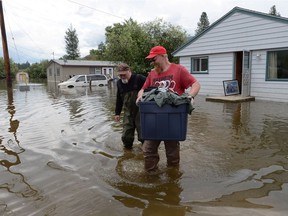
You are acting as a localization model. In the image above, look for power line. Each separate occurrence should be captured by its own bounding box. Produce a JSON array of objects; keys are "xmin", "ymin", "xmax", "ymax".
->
[
  {"xmin": 3, "ymin": 6, "xmax": 21, "ymax": 63},
  {"xmin": 67, "ymin": 0, "xmax": 126, "ymax": 19},
  {"xmin": 2, "ymin": 1, "xmax": 53, "ymax": 63},
  {"xmin": 2, "ymin": 0, "xmax": 127, "ymax": 63}
]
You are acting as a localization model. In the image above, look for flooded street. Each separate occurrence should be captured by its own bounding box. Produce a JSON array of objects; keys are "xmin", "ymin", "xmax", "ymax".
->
[{"xmin": 0, "ymin": 80, "xmax": 288, "ymax": 216}]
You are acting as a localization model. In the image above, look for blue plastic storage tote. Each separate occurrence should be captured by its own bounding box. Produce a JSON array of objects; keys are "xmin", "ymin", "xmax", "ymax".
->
[{"xmin": 139, "ymin": 101, "xmax": 188, "ymax": 141}]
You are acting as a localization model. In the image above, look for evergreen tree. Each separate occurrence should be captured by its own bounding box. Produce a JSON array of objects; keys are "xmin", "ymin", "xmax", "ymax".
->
[
  {"xmin": 16, "ymin": 61, "xmax": 30, "ymax": 70},
  {"xmin": 269, "ymin": 5, "xmax": 281, "ymax": 17},
  {"xmin": 64, "ymin": 25, "xmax": 80, "ymax": 60},
  {"xmin": 195, "ymin": 12, "xmax": 210, "ymax": 36}
]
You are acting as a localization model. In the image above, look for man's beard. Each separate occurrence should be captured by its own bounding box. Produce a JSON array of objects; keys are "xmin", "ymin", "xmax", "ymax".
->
[
  {"xmin": 153, "ymin": 64, "xmax": 162, "ymax": 73},
  {"xmin": 121, "ymin": 79, "xmax": 128, "ymax": 84}
]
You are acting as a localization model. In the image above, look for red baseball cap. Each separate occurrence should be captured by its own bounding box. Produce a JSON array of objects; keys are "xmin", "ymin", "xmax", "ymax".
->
[{"xmin": 145, "ymin": 46, "xmax": 167, "ymax": 59}]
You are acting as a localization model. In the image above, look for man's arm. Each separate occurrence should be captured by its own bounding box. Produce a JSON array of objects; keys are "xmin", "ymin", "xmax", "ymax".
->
[
  {"xmin": 136, "ymin": 88, "xmax": 144, "ymax": 104},
  {"xmin": 189, "ymin": 81, "xmax": 201, "ymax": 98}
]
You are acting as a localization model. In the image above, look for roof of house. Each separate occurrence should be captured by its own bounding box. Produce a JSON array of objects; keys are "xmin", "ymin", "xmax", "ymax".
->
[
  {"xmin": 172, "ymin": 7, "xmax": 288, "ymax": 56},
  {"xmin": 48, "ymin": 59, "xmax": 118, "ymax": 67}
]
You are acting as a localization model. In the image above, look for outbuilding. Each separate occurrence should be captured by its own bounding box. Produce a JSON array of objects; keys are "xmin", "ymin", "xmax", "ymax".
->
[
  {"xmin": 46, "ymin": 60, "xmax": 118, "ymax": 83},
  {"xmin": 173, "ymin": 7, "xmax": 288, "ymax": 102}
]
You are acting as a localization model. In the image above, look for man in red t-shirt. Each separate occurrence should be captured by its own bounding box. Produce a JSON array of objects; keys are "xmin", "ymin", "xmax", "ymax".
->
[{"xmin": 137, "ymin": 45, "xmax": 201, "ymax": 171}]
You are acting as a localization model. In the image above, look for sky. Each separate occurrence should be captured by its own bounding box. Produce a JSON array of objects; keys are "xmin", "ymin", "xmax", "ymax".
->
[{"xmin": 1, "ymin": 0, "xmax": 288, "ymax": 64}]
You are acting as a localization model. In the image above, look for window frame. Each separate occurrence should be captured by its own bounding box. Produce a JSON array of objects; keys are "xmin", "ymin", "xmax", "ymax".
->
[
  {"xmin": 88, "ymin": 75, "xmax": 107, "ymax": 81},
  {"xmin": 266, "ymin": 49, "xmax": 288, "ymax": 81},
  {"xmin": 95, "ymin": 67, "xmax": 101, "ymax": 75},
  {"xmin": 191, "ymin": 56, "xmax": 209, "ymax": 74},
  {"xmin": 56, "ymin": 67, "xmax": 60, "ymax": 76},
  {"xmin": 75, "ymin": 75, "xmax": 85, "ymax": 82}
]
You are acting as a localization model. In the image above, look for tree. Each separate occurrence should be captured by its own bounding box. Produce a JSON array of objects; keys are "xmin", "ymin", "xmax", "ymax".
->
[
  {"xmin": 0, "ymin": 57, "xmax": 18, "ymax": 79},
  {"xmin": 195, "ymin": 12, "xmax": 210, "ymax": 36},
  {"xmin": 143, "ymin": 18, "xmax": 188, "ymax": 64},
  {"xmin": 103, "ymin": 18, "xmax": 151, "ymax": 74},
  {"xmin": 83, "ymin": 42, "xmax": 106, "ymax": 60},
  {"xmin": 97, "ymin": 18, "xmax": 188, "ymax": 75},
  {"xmin": 16, "ymin": 61, "xmax": 30, "ymax": 70},
  {"xmin": 25, "ymin": 60, "xmax": 48, "ymax": 79},
  {"xmin": 269, "ymin": 5, "xmax": 281, "ymax": 17},
  {"xmin": 64, "ymin": 25, "xmax": 80, "ymax": 60}
]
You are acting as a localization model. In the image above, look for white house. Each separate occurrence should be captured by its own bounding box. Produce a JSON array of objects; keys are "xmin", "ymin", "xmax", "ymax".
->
[
  {"xmin": 46, "ymin": 60, "xmax": 118, "ymax": 83},
  {"xmin": 173, "ymin": 7, "xmax": 288, "ymax": 102}
]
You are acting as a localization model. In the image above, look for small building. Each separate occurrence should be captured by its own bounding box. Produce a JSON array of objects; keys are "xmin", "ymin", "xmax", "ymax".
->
[
  {"xmin": 16, "ymin": 71, "xmax": 30, "ymax": 91},
  {"xmin": 16, "ymin": 71, "xmax": 29, "ymax": 84},
  {"xmin": 46, "ymin": 60, "xmax": 118, "ymax": 83},
  {"xmin": 173, "ymin": 7, "xmax": 288, "ymax": 102}
]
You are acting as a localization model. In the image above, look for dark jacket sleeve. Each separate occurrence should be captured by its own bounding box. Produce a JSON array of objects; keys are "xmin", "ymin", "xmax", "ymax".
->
[
  {"xmin": 115, "ymin": 81, "xmax": 123, "ymax": 115},
  {"xmin": 137, "ymin": 75, "xmax": 146, "ymax": 91}
]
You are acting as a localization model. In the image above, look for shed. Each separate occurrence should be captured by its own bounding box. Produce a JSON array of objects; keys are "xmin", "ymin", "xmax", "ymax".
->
[
  {"xmin": 46, "ymin": 60, "xmax": 118, "ymax": 83},
  {"xmin": 16, "ymin": 71, "xmax": 29, "ymax": 84}
]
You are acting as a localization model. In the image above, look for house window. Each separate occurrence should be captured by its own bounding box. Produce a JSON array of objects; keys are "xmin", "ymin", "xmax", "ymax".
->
[
  {"xmin": 191, "ymin": 56, "xmax": 208, "ymax": 73},
  {"xmin": 56, "ymin": 68, "xmax": 60, "ymax": 76},
  {"xmin": 95, "ymin": 67, "xmax": 101, "ymax": 74},
  {"xmin": 49, "ymin": 68, "xmax": 52, "ymax": 76},
  {"xmin": 267, "ymin": 50, "xmax": 288, "ymax": 80}
]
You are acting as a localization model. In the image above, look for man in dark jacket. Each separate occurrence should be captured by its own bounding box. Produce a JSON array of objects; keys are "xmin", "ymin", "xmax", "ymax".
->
[{"xmin": 114, "ymin": 63, "xmax": 146, "ymax": 149}]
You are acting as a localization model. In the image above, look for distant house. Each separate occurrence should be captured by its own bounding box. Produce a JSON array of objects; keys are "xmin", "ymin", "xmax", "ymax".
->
[
  {"xmin": 173, "ymin": 7, "xmax": 288, "ymax": 102},
  {"xmin": 46, "ymin": 60, "xmax": 118, "ymax": 82},
  {"xmin": 16, "ymin": 71, "xmax": 29, "ymax": 84}
]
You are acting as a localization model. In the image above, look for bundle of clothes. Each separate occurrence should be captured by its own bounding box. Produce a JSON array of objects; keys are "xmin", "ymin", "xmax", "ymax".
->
[{"xmin": 141, "ymin": 87, "xmax": 194, "ymax": 114}]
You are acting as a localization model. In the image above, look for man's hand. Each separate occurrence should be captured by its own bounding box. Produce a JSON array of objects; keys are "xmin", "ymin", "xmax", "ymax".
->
[
  {"xmin": 190, "ymin": 97, "xmax": 195, "ymax": 106},
  {"xmin": 136, "ymin": 89, "xmax": 144, "ymax": 104},
  {"xmin": 114, "ymin": 115, "xmax": 120, "ymax": 122},
  {"xmin": 136, "ymin": 96, "xmax": 142, "ymax": 104},
  {"xmin": 188, "ymin": 95, "xmax": 195, "ymax": 106}
]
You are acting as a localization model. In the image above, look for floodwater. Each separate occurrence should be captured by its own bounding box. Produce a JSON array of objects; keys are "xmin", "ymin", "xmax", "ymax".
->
[{"xmin": 0, "ymin": 80, "xmax": 288, "ymax": 216}]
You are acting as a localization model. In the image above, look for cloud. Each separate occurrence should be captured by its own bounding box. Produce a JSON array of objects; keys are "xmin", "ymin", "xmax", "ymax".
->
[{"xmin": 1, "ymin": 0, "xmax": 288, "ymax": 63}]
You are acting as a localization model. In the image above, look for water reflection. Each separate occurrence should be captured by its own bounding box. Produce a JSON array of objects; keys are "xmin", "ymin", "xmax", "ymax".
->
[
  {"xmin": 1, "ymin": 87, "xmax": 23, "ymax": 168},
  {"xmin": 112, "ymin": 149, "xmax": 188, "ymax": 215},
  {"xmin": 6, "ymin": 87, "xmax": 22, "ymax": 151},
  {"xmin": 0, "ymin": 87, "xmax": 40, "ymax": 206}
]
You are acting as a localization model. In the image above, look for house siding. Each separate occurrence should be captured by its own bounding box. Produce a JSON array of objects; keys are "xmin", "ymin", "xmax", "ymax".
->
[
  {"xmin": 181, "ymin": 53, "xmax": 234, "ymax": 96},
  {"xmin": 250, "ymin": 50, "xmax": 288, "ymax": 102},
  {"xmin": 61, "ymin": 66, "xmax": 89, "ymax": 81},
  {"xmin": 175, "ymin": 12, "xmax": 288, "ymax": 57}
]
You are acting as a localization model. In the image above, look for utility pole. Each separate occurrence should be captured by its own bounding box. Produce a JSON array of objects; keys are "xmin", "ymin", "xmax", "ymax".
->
[{"xmin": 0, "ymin": 0, "xmax": 12, "ymax": 88}]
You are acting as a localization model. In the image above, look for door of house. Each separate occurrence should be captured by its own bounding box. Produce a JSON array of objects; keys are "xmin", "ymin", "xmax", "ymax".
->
[
  {"xmin": 234, "ymin": 50, "xmax": 251, "ymax": 96},
  {"xmin": 241, "ymin": 50, "xmax": 251, "ymax": 97},
  {"xmin": 235, "ymin": 52, "xmax": 242, "ymax": 94},
  {"xmin": 102, "ymin": 67, "xmax": 113, "ymax": 79}
]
